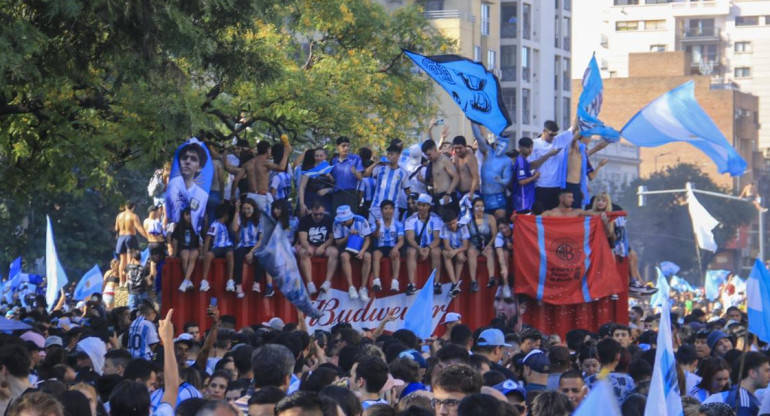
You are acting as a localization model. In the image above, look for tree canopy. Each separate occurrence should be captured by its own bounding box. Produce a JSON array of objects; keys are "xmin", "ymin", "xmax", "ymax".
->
[{"xmin": 0, "ymin": 0, "xmax": 452, "ymax": 270}]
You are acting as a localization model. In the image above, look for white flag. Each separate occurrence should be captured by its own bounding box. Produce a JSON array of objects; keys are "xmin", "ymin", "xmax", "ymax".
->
[
  {"xmin": 686, "ymin": 188, "xmax": 718, "ymax": 252},
  {"xmin": 45, "ymin": 216, "xmax": 69, "ymax": 311}
]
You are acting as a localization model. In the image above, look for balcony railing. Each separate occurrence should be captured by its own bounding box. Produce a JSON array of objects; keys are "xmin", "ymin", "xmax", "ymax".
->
[
  {"xmin": 424, "ymin": 10, "xmax": 475, "ymax": 22},
  {"xmin": 501, "ymin": 22, "xmax": 517, "ymax": 38},
  {"xmin": 501, "ymin": 67, "xmax": 517, "ymax": 81},
  {"xmin": 681, "ymin": 27, "xmax": 720, "ymax": 38}
]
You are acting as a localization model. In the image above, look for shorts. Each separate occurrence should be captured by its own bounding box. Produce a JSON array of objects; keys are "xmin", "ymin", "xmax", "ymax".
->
[
  {"xmin": 535, "ymin": 187, "xmax": 562, "ymax": 211},
  {"xmin": 103, "ymin": 294, "xmax": 114, "ymax": 305},
  {"xmin": 483, "ymin": 192, "xmax": 507, "ymax": 212},
  {"xmin": 370, "ymin": 246, "xmax": 398, "ymax": 256},
  {"xmin": 247, "ymin": 192, "xmax": 274, "ymax": 212},
  {"xmin": 116, "ymin": 235, "xmax": 139, "ymax": 254},
  {"xmin": 211, "ymin": 246, "xmax": 234, "ymax": 258}
]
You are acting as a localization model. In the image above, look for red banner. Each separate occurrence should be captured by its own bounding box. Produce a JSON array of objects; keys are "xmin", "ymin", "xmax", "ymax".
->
[{"xmin": 513, "ymin": 214, "xmax": 625, "ymax": 305}]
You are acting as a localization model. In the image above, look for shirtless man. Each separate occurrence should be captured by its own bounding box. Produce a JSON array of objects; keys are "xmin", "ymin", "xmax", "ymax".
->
[
  {"xmin": 236, "ymin": 138, "xmax": 291, "ymax": 212},
  {"xmin": 451, "ymin": 136, "xmax": 480, "ymax": 200},
  {"xmin": 115, "ymin": 202, "xmax": 149, "ymax": 286},
  {"xmin": 541, "ymin": 191, "xmax": 588, "ymax": 217},
  {"xmin": 420, "ymin": 139, "xmax": 459, "ymax": 214},
  {"xmin": 566, "ymin": 126, "xmax": 612, "ymax": 209}
]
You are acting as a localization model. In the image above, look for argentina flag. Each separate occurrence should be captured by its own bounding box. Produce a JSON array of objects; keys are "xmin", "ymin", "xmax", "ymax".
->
[
  {"xmin": 302, "ymin": 161, "xmax": 333, "ymax": 178},
  {"xmin": 252, "ymin": 209, "xmax": 323, "ymax": 319},
  {"xmin": 577, "ymin": 55, "xmax": 620, "ymax": 141},
  {"xmin": 45, "ymin": 216, "xmax": 69, "ymax": 311},
  {"xmin": 747, "ymin": 259, "xmax": 770, "ymax": 343},
  {"xmin": 73, "ymin": 265, "xmax": 103, "ymax": 301},
  {"xmin": 403, "ymin": 49, "xmax": 511, "ymax": 135},
  {"xmin": 403, "ymin": 269, "xmax": 436, "ymax": 339},
  {"xmin": 705, "ymin": 269, "xmax": 729, "ymax": 301},
  {"xmin": 622, "ymin": 81, "xmax": 746, "ymax": 176},
  {"xmin": 645, "ymin": 290, "xmax": 684, "ymax": 416}
]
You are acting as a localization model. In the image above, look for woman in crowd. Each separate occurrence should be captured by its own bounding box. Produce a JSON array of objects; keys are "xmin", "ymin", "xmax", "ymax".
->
[
  {"xmin": 204, "ymin": 371, "xmax": 232, "ymax": 401},
  {"xmin": 102, "ymin": 259, "xmax": 120, "ymax": 309},
  {"xmin": 231, "ymin": 198, "xmax": 260, "ymax": 297},
  {"xmin": 298, "ymin": 148, "xmax": 334, "ymax": 216},
  {"xmin": 467, "ymin": 197, "xmax": 497, "ymax": 293},
  {"xmin": 689, "ymin": 358, "xmax": 731, "ymax": 402},
  {"xmin": 173, "ymin": 208, "xmax": 201, "ymax": 292}
]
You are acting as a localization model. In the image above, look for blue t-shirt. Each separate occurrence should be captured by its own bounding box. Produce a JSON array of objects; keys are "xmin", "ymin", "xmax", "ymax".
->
[
  {"xmin": 512, "ymin": 155, "xmax": 535, "ymax": 212},
  {"xmin": 371, "ymin": 218, "xmax": 404, "ymax": 248},
  {"xmin": 331, "ymin": 154, "xmax": 363, "ymax": 191},
  {"xmin": 439, "ymin": 224, "xmax": 470, "ymax": 249},
  {"xmin": 704, "ymin": 386, "xmax": 761, "ymax": 416}
]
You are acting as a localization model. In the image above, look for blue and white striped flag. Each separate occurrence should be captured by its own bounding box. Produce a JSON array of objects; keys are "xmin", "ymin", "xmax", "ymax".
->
[
  {"xmin": 705, "ymin": 269, "xmax": 728, "ymax": 301},
  {"xmin": 747, "ymin": 259, "xmax": 770, "ymax": 343},
  {"xmin": 302, "ymin": 161, "xmax": 333, "ymax": 178},
  {"xmin": 670, "ymin": 275, "xmax": 694, "ymax": 293},
  {"xmin": 650, "ymin": 267, "xmax": 670, "ymax": 309},
  {"xmin": 45, "ymin": 216, "xmax": 69, "ymax": 311},
  {"xmin": 622, "ymin": 81, "xmax": 746, "ymax": 176},
  {"xmin": 403, "ymin": 269, "xmax": 436, "ymax": 339},
  {"xmin": 645, "ymin": 290, "xmax": 684, "ymax": 416},
  {"xmin": 574, "ymin": 379, "xmax": 621, "ymax": 416},
  {"xmin": 252, "ymin": 209, "xmax": 323, "ymax": 319},
  {"xmin": 577, "ymin": 55, "xmax": 620, "ymax": 141},
  {"xmin": 73, "ymin": 265, "xmax": 103, "ymax": 301}
]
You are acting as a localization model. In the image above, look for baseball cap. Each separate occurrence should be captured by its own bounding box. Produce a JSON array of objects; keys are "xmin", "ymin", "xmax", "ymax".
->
[
  {"xmin": 493, "ymin": 379, "xmax": 526, "ymax": 399},
  {"xmin": 20, "ymin": 331, "xmax": 45, "ymax": 350},
  {"xmin": 261, "ymin": 317, "xmax": 285, "ymax": 331},
  {"xmin": 398, "ymin": 349, "xmax": 427, "ymax": 369},
  {"xmin": 45, "ymin": 336, "xmax": 64, "ymax": 348},
  {"xmin": 416, "ymin": 194, "xmax": 433, "ymax": 205},
  {"xmin": 441, "ymin": 313, "xmax": 462, "ymax": 325},
  {"xmin": 174, "ymin": 333, "xmax": 196, "ymax": 347},
  {"xmin": 477, "ymin": 328, "xmax": 511, "ymax": 347},
  {"xmin": 518, "ymin": 349, "xmax": 551, "ymax": 373}
]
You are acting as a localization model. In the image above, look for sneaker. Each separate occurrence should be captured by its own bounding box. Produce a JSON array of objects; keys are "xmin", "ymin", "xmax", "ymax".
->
[
  {"xmin": 178, "ymin": 279, "xmax": 192, "ymax": 292},
  {"xmin": 486, "ymin": 277, "xmax": 496, "ymax": 288},
  {"xmin": 307, "ymin": 282, "xmax": 318, "ymax": 295},
  {"xmin": 226, "ymin": 279, "xmax": 236, "ymax": 292},
  {"xmin": 372, "ymin": 278, "xmax": 382, "ymax": 292},
  {"xmin": 320, "ymin": 281, "xmax": 332, "ymax": 293},
  {"xmin": 433, "ymin": 283, "xmax": 442, "ymax": 295},
  {"xmin": 252, "ymin": 282, "xmax": 261, "ymax": 293},
  {"xmin": 348, "ymin": 286, "xmax": 359, "ymax": 300},
  {"xmin": 199, "ymin": 280, "xmax": 211, "ymax": 292},
  {"xmin": 236, "ymin": 285, "xmax": 245, "ymax": 299},
  {"xmin": 470, "ymin": 281, "xmax": 480, "ymax": 293},
  {"xmin": 265, "ymin": 284, "xmax": 275, "ymax": 297},
  {"xmin": 450, "ymin": 282, "xmax": 461, "ymax": 297},
  {"xmin": 406, "ymin": 283, "xmax": 416, "ymax": 295},
  {"xmin": 390, "ymin": 279, "xmax": 400, "ymax": 292},
  {"xmin": 630, "ymin": 280, "xmax": 658, "ymax": 295},
  {"xmin": 359, "ymin": 287, "xmax": 370, "ymax": 302},
  {"xmin": 502, "ymin": 285, "xmax": 512, "ymax": 299}
]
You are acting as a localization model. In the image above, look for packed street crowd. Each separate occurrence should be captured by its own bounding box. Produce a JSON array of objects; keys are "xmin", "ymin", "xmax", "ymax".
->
[{"xmin": 2, "ymin": 117, "xmax": 769, "ymax": 416}]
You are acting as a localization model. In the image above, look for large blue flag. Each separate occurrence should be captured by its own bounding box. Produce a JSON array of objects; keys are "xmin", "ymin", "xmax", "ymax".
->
[
  {"xmin": 670, "ymin": 275, "xmax": 694, "ymax": 293},
  {"xmin": 574, "ymin": 379, "xmax": 621, "ymax": 416},
  {"xmin": 73, "ymin": 265, "xmax": 103, "ymax": 301},
  {"xmin": 403, "ymin": 49, "xmax": 511, "ymax": 135},
  {"xmin": 2, "ymin": 257, "xmax": 23, "ymax": 303},
  {"xmin": 747, "ymin": 259, "xmax": 770, "ymax": 343},
  {"xmin": 704, "ymin": 269, "xmax": 728, "ymax": 301},
  {"xmin": 645, "ymin": 290, "xmax": 684, "ymax": 416},
  {"xmin": 45, "ymin": 216, "xmax": 69, "ymax": 311},
  {"xmin": 252, "ymin": 209, "xmax": 323, "ymax": 319},
  {"xmin": 403, "ymin": 269, "xmax": 436, "ymax": 339},
  {"xmin": 660, "ymin": 261, "xmax": 680, "ymax": 277},
  {"xmin": 622, "ymin": 81, "xmax": 746, "ymax": 176},
  {"xmin": 577, "ymin": 55, "xmax": 620, "ymax": 141},
  {"xmin": 650, "ymin": 267, "xmax": 670, "ymax": 309}
]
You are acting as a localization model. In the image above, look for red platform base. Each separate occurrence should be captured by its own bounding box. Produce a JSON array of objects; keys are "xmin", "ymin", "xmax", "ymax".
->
[{"xmin": 161, "ymin": 256, "xmax": 628, "ymax": 339}]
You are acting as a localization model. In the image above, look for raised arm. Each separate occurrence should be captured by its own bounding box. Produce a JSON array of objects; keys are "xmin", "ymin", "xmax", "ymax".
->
[
  {"xmin": 158, "ymin": 309, "xmax": 179, "ymax": 408},
  {"xmin": 471, "ymin": 122, "xmax": 490, "ymax": 157},
  {"xmin": 195, "ymin": 307, "xmax": 219, "ymax": 370},
  {"xmin": 588, "ymin": 140, "xmax": 610, "ymax": 156}
]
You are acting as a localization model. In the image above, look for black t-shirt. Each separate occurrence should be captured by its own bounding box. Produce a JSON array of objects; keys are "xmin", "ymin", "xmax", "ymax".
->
[
  {"xmin": 172, "ymin": 224, "xmax": 200, "ymax": 249},
  {"xmin": 298, "ymin": 214, "xmax": 333, "ymax": 246}
]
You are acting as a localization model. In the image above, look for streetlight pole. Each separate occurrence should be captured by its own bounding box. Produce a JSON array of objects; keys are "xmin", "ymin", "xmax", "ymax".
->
[{"xmin": 654, "ymin": 152, "xmax": 671, "ymax": 172}]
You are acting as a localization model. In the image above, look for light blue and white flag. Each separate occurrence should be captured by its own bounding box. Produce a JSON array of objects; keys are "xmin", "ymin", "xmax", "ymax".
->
[
  {"xmin": 73, "ymin": 265, "xmax": 103, "ymax": 301},
  {"xmin": 660, "ymin": 261, "xmax": 680, "ymax": 277},
  {"xmin": 705, "ymin": 269, "xmax": 729, "ymax": 301},
  {"xmin": 670, "ymin": 275, "xmax": 694, "ymax": 293},
  {"xmin": 574, "ymin": 379, "xmax": 621, "ymax": 416},
  {"xmin": 45, "ymin": 216, "xmax": 69, "ymax": 311},
  {"xmin": 730, "ymin": 274, "xmax": 747, "ymax": 294},
  {"xmin": 2, "ymin": 257, "xmax": 23, "ymax": 303},
  {"xmin": 404, "ymin": 269, "xmax": 436, "ymax": 339},
  {"xmin": 140, "ymin": 248, "xmax": 150, "ymax": 267},
  {"xmin": 645, "ymin": 290, "xmax": 684, "ymax": 416},
  {"xmin": 650, "ymin": 267, "xmax": 670, "ymax": 309},
  {"xmin": 577, "ymin": 55, "xmax": 620, "ymax": 141},
  {"xmin": 622, "ymin": 81, "xmax": 746, "ymax": 176},
  {"xmin": 301, "ymin": 161, "xmax": 333, "ymax": 178},
  {"xmin": 747, "ymin": 259, "xmax": 770, "ymax": 343},
  {"xmin": 687, "ymin": 188, "xmax": 719, "ymax": 252},
  {"xmin": 252, "ymin": 209, "xmax": 323, "ymax": 319}
]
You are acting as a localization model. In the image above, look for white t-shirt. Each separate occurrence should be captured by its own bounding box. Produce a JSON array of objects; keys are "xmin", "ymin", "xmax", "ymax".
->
[{"xmin": 528, "ymin": 130, "xmax": 573, "ymax": 188}]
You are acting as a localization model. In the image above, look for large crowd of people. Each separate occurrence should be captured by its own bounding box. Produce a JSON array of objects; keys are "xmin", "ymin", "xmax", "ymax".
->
[{"xmin": 2, "ymin": 118, "xmax": 769, "ymax": 416}]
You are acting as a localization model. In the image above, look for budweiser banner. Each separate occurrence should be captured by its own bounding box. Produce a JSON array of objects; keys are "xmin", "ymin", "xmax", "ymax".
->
[
  {"xmin": 513, "ymin": 215, "xmax": 625, "ymax": 305},
  {"xmin": 305, "ymin": 284, "xmax": 455, "ymax": 334}
]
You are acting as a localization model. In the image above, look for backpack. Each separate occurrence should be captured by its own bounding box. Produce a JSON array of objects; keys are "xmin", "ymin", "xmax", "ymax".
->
[{"xmin": 147, "ymin": 169, "xmax": 165, "ymax": 197}]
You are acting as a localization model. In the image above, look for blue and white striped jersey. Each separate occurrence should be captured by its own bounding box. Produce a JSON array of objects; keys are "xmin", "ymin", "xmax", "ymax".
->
[
  {"xmin": 371, "ymin": 218, "xmax": 404, "ymax": 248},
  {"xmin": 333, "ymin": 215, "xmax": 372, "ymax": 239},
  {"xmin": 207, "ymin": 221, "xmax": 233, "ymax": 248},
  {"xmin": 371, "ymin": 165, "xmax": 409, "ymax": 209},
  {"xmin": 405, "ymin": 213, "xmax": 443, "ymax": 247},
  {"xmin": 440, "ymin": 224, "xmax": 470, "ymax": 249},
  {"xmin": 237, "ymin": 220, "xmax": 259, "ymax": 248},
  {"xmin": 128, "ymin": 316, "xmax": 159, "ymax": 360}
]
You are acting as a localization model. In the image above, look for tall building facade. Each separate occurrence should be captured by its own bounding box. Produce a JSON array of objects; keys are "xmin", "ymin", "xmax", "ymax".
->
[{"xmin": 572, "ymin": 0, "xmax": 770, "ymax": 149}]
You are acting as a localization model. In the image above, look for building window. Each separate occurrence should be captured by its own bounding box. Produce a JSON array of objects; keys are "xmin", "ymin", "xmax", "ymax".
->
[
  {"xmin": 563, "ymin": 58, "xmax": 570, "ymax": 91},
  {"xmin": 522, "ymin": 88, "xmax": 531, "ymax": 124},
  {"xmin": 736, "ymin": 16, "xmax": 760, "ymax": 26},
  {"xmin": 501, "ymin": 46, "xmax": 517, "ymax": 81},
  {"xmin": 735, "ymin": 67, "xmax": 751, "ymax": 78},
  {"xmin": 555, "ymin": 0, "xmax": 560, "ymax": 10},
  {"xmin": 614, "ymin": 0, "xmax": 639, "ymax": 4},
  {"xmin": 686, "ymin": 18, "xmax": 715, "ymax": 36},
  {"xmin": 686, "ymin": 44, "xmax": 718, "ymax": 64},
  {"xmin": 481, "ymin": 3, "xmax": 490, "ymax": 36},
  {"xmin": 645, "ymin": 0, "xmax": 669, "ymax": 4},
  {"xmin": 522, "ymin": 46, "xmax": 530, "ymax": 82},
  {"xmin": 502, "ymin": 88, "xmax": 516, "ymax": 123},
  {"xmin": 650, "ymin": 44, "xmax": 666, "ymax": 52},
  {"xmin": 487, "ymin": 50, "xmax": 496, "ymax": 70},
  {"xmin": 562, "ymin": 97, "xmax": 571, "ymax": 132},
  {"xmin": 417, "ymin": 0, "xmax": 444, "ymax": 11},
  {"xmin": 501, "ymin": 5, "xmax": 517, "ymax": 38},
  {"xmin": 474, "ymin": 46, "xmax": 481, "ymax": 62},
  {"xmin": 735, "ymin": 41, "xmax": 751, "ymax": 53},
  {"xmin": 644, "ymin": 20, "xmax": 666, "ymax": 30},
  {"xmin": 616, "ymin": 21, "xmax": 639, "ymax": 31},
  {"xmin": 564, "ymin": 0, "xmax": 570, "ymax": 11},
  {"xmin": 554, "ymin": 57, "xmax": 560, "ymax": 90},
  {"xmin": 563, "ymin": 17, "xmax": 571, "ymax": 50},
  {"xmin": 554, "ymin": 16, "xmax": 560, "ymax": 48},
  {"xmin": 523, "ymin": 4, "xmax": 531, "ymax": 40}
]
